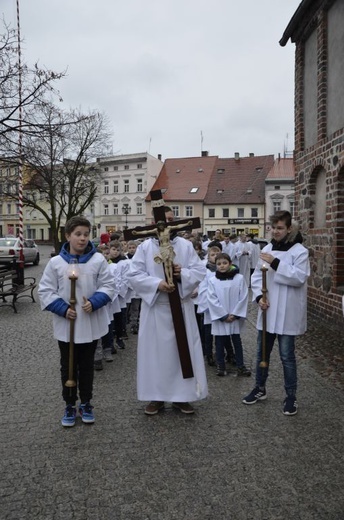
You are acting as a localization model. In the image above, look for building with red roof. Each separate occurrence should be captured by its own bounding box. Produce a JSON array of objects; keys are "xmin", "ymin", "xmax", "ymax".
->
[{"xmin": 203, "ymin": 153, "xmax": 274, "ymax": 237}]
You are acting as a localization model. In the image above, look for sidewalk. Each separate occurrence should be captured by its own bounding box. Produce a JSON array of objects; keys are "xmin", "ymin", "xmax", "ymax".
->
[{"xmin": 0, "ymin": 260, "xmax": 343, "ymax": 520}]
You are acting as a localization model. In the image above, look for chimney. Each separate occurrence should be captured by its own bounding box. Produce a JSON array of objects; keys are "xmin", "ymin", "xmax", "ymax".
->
[
  {"xmin": 158, "ymin": 154, "xmax": 162, "ymax": 161},
  {"xmin": 249, "ymin": 153, "xmax": 254, "ymax": 157},
  {"xmin": 201, "ymin": 150, "xmax": 209, "ymax": 157},
  {"xmin": 234, "ymin": 152, "xmax": 240, "ymax": 160}
]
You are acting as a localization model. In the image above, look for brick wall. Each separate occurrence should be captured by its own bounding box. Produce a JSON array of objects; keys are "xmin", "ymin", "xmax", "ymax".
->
[{"xmin": 294, "ymin": 3, "xmax": 344, "ymax": 328}]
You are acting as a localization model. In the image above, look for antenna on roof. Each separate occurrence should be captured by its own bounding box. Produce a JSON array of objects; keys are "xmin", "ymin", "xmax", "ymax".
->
[
  {"xmin": 148, "ymin": 137, "xmax": 152, "ymax": 153},
  {"xmin": 283, "ymin": 133, "xmax": 288, "ymax": 158},
  {"xmin": 200, "ymin": 130, "xmax": 203, "ymax": 154},
  {"xmin": 283, "ymin": 133, "xmax": 293, "ymax": 158}
]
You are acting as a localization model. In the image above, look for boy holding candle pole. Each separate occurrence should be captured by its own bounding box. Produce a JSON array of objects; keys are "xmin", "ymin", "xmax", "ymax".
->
[
  {"xmin": 243, "ymin": 211, "xmax": 310, "ymax": 416},
  {"xmin": 38, "ymin": 216, "xmax": 115, "ymax": 427}
]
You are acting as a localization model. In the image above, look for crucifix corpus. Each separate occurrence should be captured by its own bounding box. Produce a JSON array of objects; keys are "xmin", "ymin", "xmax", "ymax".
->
[{"xmin": 123, "ymin": 190, "xmax": 201, "ymax": 378}]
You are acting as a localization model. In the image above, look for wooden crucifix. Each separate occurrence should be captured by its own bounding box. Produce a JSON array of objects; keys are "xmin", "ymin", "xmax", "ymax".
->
[{"xmin": 123, "ymin": 190, "xmax": 201, "ymax": 379}]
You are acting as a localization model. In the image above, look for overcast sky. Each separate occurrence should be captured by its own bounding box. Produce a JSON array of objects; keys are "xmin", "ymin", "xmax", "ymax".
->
[{"xmin": 2, "ymin": 0, "xmax": 300, "ymax": 160}]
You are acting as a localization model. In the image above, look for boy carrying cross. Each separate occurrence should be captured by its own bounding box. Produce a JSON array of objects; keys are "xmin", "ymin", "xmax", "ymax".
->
[{"xmin": 127, "ymin": 205, "xmax": 208, "ymax": 415}]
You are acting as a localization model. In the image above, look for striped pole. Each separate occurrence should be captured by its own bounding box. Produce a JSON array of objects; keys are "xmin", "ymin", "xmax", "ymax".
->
[{"xmin": 16, "ymin": 0, "xmax": 24, "ymax": 265}]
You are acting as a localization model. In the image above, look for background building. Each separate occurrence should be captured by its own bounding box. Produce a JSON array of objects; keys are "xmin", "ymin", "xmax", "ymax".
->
[
  {"xmin": 264, "ymin": 156, "xmax": 295, "ymax": 240},
  {"xmin": 204, "ymin": 153, "xmax": 274, "ymax": 237},
  {"xmin": 95, "ymin": 153, "xmax": 163, "ymax": 234},
  {"xmin": 147, "ymin": 153, "xmax": 218, "ymax": 230}
]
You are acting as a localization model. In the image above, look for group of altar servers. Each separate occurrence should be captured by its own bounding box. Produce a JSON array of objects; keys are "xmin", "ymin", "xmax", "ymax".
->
[{"xmin": 38, "ymin": 209, "xmax": 310, "ymax": 426}]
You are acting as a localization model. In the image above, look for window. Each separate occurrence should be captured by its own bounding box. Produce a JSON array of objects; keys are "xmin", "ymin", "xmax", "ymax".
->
[
  {"xmin": 171, "ymin": 206, "xmax": 179, "ymax": 218},
  {"xmin": 124, "ymin": 180, "xmax": 129, "ymax": 193},
  {"xmin": 114, "ymin": 166, "xmax": 118, "ymax": 171},
  {"xmin": 104, "ymin": 167, "xmax": 109, "ymax": 172},
  {"xmin": 273, "ymin": 201, "xmax": 281, "ymax": 212},
  {"xmin": 208, "ymin": 208, "xmax": 215, "ymax": 218},
  {"xmin": 104, "ymin": 204, "xmax": 109, "ymax": 215},
  {"xmin": 124, "ymin": 165, "xmax": 129, "ymax": 170},
  {"xmin": 0, "ymin": 204, "xmax": 2, "ymax": 215},
  {"xmin": 314, "ymin": 169, "xmax": 326, "ymax": 228},
  {"xmin": 222, "ymin": 208, "xmax": 229, "ymax": 218},
  {"xmin": 274, "ymin": 185, "xmax": 281, "ymax": 190},
  {"xmin": 7, "ymin": 203, "xmax": 11, "ymax": 214},
  {"xmin": 137, "ymin": 203, "xmax": 142, "ymax": 215},
  {"xmin": 185, "ymin": 206, "xmax": 193, "ymax": 217},
  {"xmin": 104, "ymin": 181, "xmax": 109, "ymax": 194},
  {"xmin": 237, "ymin": 208, "xmax": 244, "ymax": 218},
  {"xmin": 289, "ymin": 201, "xmax": 295, "ymax": 218},
  {"xmin": 137, "ymin": 164, "xmax": 142, "ymax": 169},
  {"xmin": 137, "ymin": 179, "xmax": 143, "ymax": 192},
  {"xmin": 113, "ymin": 180, "xmax": 118, "ymax": 193},
  {"xmin": 113, "ymin": 204, "xmax": 118, "ymax": 215},
  {"xmin": 251, "ymin": 208, "xmax": 258, "ymax": 218},
  {"xmin": 0, "ymin": 183, "xmax": 2, "ymax": 194},
  {"xmin": 190, "ymin": 187, "xmax": 199, "ymax": 193}
]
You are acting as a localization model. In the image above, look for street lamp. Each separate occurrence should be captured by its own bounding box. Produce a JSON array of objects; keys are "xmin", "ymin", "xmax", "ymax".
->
[{"xmin": 122, "ymin": 204, "xmax": 131, "ymax": 230}]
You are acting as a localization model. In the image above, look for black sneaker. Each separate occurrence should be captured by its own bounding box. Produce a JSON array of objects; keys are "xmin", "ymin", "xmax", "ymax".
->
[
  {"xmin": 216, "ymin": 366, "xmax": 227, "ymax": 376},
  {"xmin": 237, "ymin": 366, "xmax": 251, "ymax": 377},
  {"xmin": 94, "ymin": 359, "xmax": 103, "ymax": 371},
  {"xmin": 116, "ymin": 339, "xmax": 126, "ymax": 350},
  {"xmin": 243, "ymin": 386, "xmax": 267, "ymax": 404},
  {"xmin": 283, "ymin": 396, "xmax": 298, "ymax": 416}
]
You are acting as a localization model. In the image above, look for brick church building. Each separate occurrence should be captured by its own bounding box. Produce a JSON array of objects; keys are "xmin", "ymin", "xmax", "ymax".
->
[{"xmin": 280, "ymin": 0, "xmax": 344, "ymax": 327}]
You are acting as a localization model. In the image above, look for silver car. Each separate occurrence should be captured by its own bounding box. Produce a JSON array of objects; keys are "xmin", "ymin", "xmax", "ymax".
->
[{"xmin": 0, "ymin": 237, "xmax": 40, "ymax": 265}]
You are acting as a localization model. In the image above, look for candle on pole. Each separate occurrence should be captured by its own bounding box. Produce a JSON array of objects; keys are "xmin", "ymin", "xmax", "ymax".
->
[
  {"xmin": 65, "ymin": 260, "xmax": 79, "ymax": 388},
  {"xmin": 259, "ymin": 263, "xmax": 269, "ymax": 368}
]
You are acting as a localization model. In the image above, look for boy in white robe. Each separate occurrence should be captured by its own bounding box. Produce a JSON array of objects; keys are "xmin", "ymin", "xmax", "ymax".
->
[
  {"xmin": 243, "ymin": 211, "xmax": 310, "ymax": 416},
  {"xmin": 235, "ymin": 234, "xmax": 252, "ymax": 287},
  {"xmin": 108, "ymin": 240, "xmax": 130, "ymax": 348},
  {"xmin": 128, "ymin": 232, "xmax": 208, "ymax": 415},
  {"xmin": 38, "ymin": 216, "xmax": 114, "ymax": 427},
  {"xmin": 207, "ymin": 253, "xmax": 251, "ymax": 377}
]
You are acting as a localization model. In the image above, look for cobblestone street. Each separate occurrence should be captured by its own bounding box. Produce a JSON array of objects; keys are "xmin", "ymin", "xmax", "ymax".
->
[{"xmin": 0, "ymin": 246, "xmax": 343, "ymax": 520}]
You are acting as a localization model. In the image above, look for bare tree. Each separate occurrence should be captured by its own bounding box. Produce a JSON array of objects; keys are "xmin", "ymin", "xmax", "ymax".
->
[
  {"xmin": 0, "ymin": 19, "xmax": 64, "ymax": 149},
  {"xmin": 7, "ymin": 103, "xmax": 112, "ymax": 251}
]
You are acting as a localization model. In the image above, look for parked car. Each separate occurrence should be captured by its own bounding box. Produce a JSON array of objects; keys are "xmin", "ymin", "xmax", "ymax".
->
[{"xmin": 0, "ymin": 237, "xmax": 40, "ymax": 265}]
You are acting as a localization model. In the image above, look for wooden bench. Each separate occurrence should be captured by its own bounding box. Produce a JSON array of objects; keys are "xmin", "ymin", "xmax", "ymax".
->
[{"xmin": 0, "ymin": 263, "xmax": 37, "ymax": 313}]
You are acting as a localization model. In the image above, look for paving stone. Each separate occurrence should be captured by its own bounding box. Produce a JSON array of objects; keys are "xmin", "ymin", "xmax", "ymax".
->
[{"xmin": 0, "ymin": 245, "xmax": 343, "ymax": 520}]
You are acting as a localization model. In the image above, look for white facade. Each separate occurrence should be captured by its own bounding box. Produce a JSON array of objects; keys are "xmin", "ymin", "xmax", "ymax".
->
[
  {"xmin": 265, "ymin": 181, "xmax": 295, "ymax": 239},
  {"xmin": 94, "ymin": 153, "xmax": 163, "ymax": 234}
]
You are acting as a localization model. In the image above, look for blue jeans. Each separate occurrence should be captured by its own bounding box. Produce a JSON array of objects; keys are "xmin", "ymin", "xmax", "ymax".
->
[
  {"xmin": 255, "ymin": 331, "xmax": 297, "ymax": 397},
  {"xmin": 215, "ymin": 334, "xmax": 244, "ymax": 370}
]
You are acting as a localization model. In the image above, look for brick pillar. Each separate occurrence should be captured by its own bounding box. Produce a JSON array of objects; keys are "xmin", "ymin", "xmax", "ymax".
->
[
  {"xmin": 294, "ymin": 42, "xmax": 305, "ymax": 153},
  {"xmin": 317, "ymin": 9, "xmax": 328, "ymax": 141}
]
